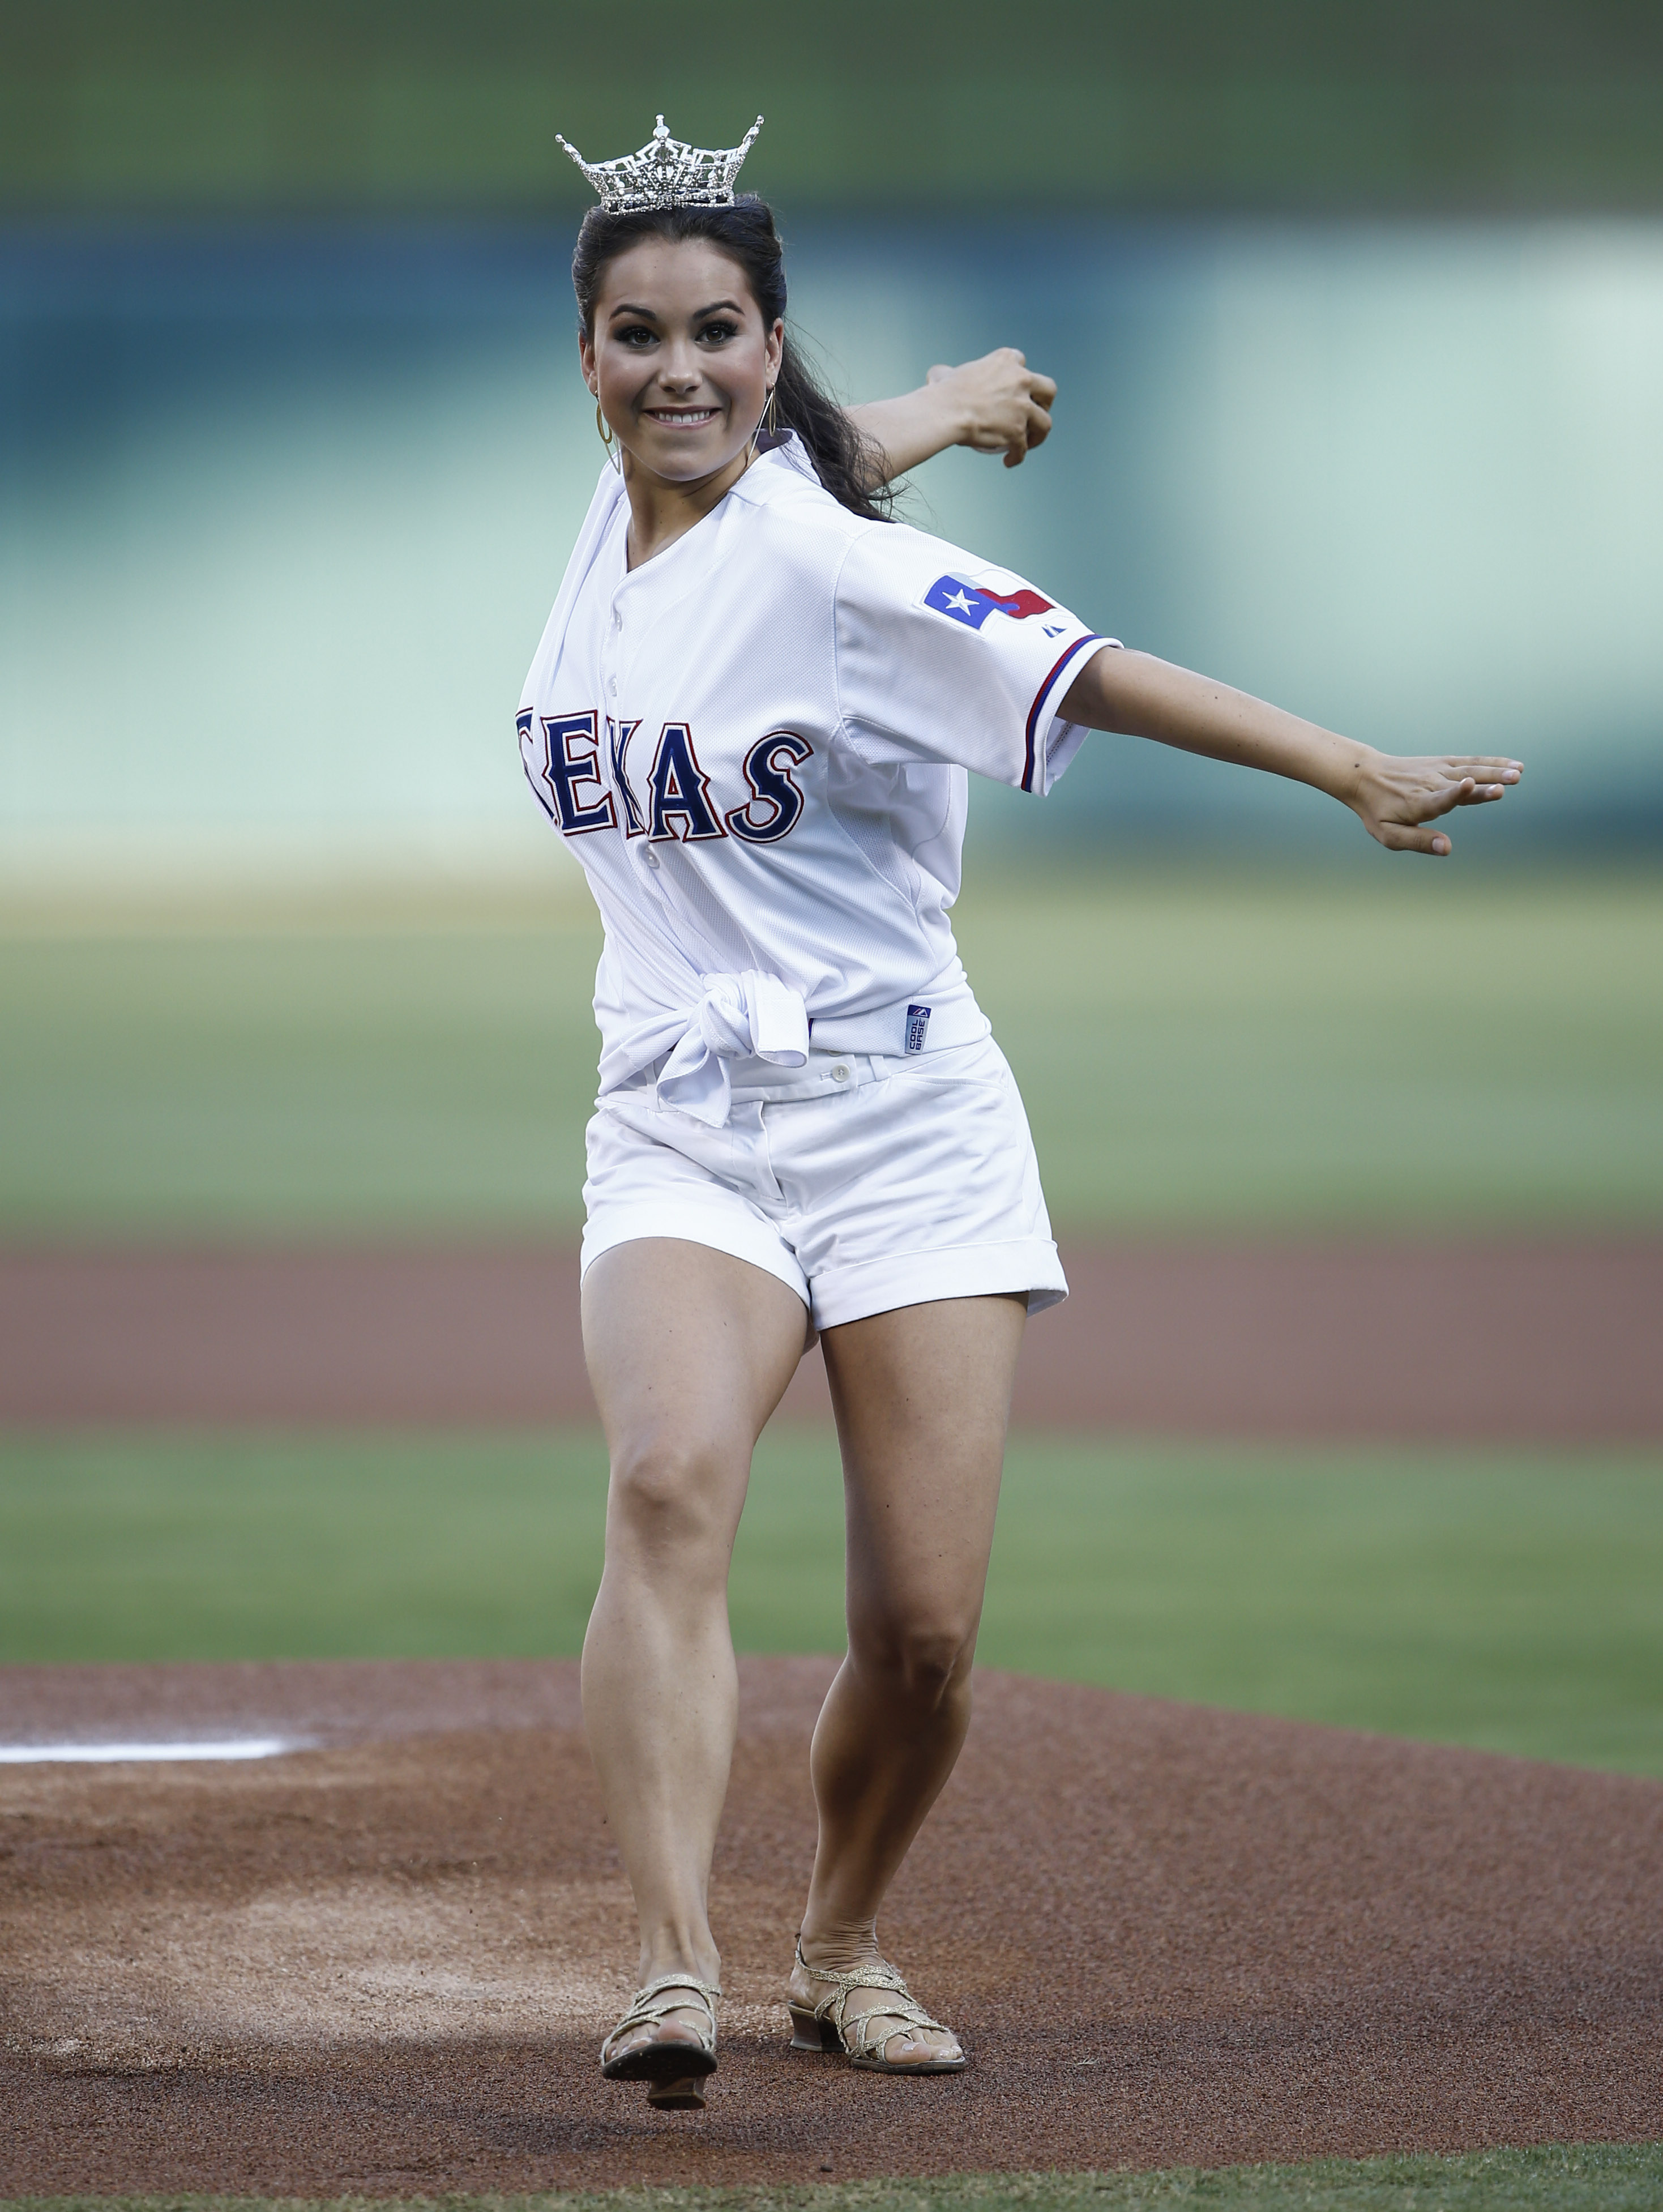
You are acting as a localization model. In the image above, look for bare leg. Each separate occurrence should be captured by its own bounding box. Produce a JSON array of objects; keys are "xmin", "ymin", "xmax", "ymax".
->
[
  {"xmin": 789, "ymin": 1292, "xmax": 1026, "ymax": 2065},
  {"xmin": 581, "ymin": 1237, "xmax": 810, "ymax": 2059}
]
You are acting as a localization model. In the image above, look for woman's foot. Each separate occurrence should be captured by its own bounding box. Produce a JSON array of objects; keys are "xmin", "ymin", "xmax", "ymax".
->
[
  {"xmin": 600, "ymin": 1966, "xmax": 721, "ymax": 2089},
  {"xmin": 788, "ymin": 1936, "xmax": 965, "ymax": 2071},
  {"xmin": 604, "ymin": 1985, "xmax": 716, "ymax": 2064}
]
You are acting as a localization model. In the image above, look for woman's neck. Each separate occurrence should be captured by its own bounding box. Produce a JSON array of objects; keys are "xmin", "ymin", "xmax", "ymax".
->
[{"xmin": 622, "ymin": 446, "xmax": 754, "ymax": 569}]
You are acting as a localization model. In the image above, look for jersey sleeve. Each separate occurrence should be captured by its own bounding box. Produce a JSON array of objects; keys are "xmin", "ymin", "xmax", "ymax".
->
[{"xmin": 832, "ymin": 523, "xmax": 1119, "ymax": 795}]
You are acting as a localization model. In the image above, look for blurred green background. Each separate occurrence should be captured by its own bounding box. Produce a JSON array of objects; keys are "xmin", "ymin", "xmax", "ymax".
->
[
  {"xmin": 1, "ymin": 3, "xmax": 1658, "ymax": 1777},
  {"xmin": 3, "ymin": 872, "xmax": 1661, "ymax": 1241},
  {"xmin": 5, "ymin": 215, "xmax": 1662, "ymax": 878},
  {"xmin": 6, "ymin": 0, "xmax": 1663, "ymax": 214},
  {"xmin": 5, "ymin": 3, "xmax": 1663, "ymax": 883}
]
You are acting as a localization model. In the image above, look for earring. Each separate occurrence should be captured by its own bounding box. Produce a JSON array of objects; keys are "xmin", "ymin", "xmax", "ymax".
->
[
  {"xmin": 749, "ymin": 383, "xmax": 778, "ymax": 463},
  {"xmin": 595, "ymin": 397, "xmax": 621, "ymax": 474},
  {"xmin": 766, "ymin": 382, "xmax": 779, "ymax": 436}
]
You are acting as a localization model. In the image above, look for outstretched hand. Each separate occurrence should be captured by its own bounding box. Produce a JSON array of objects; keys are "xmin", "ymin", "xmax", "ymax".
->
[
  {"xmin": 926, "ymin": 349, "xmax": 1055, "ymax": 468},
  {"xmin": 1350, "ymin": 753, "xmax": 1524, "ymax": 856}
]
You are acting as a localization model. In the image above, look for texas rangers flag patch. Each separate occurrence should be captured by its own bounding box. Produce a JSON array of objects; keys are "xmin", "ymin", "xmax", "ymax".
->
[{"xmin": 924, "ymin": 574, "xmax": 1055, "ymax": 629}]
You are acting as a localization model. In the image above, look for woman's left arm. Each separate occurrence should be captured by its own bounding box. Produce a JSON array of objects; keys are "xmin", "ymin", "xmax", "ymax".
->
[
  {"xmin": 1061, "ymin": 647, "xmax": 1523, "ymax": 856},
  {"xmin": 849, "ymin": 349, "xmax": 1056, "ymax": 483}
]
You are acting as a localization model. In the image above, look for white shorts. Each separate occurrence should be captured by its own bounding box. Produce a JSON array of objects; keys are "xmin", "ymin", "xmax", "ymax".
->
[{"xmin": 580, "ymin": 1034, "xmax": 1068, "ymax": 1331}]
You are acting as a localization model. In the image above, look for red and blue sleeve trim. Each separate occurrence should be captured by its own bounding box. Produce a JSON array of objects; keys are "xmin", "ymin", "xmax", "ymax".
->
[{"xmin": 1022, "ymin": 634, "xmax": 1107, "ymax": 793}]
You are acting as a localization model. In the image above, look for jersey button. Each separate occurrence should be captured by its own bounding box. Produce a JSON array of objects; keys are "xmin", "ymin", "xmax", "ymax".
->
[
  {"xmin": 643, "ymin": 848, "xmax": 661, "ymax": 870},
  {"xmin": 831, "ymin": 1063, "xmax": 850, "ymax": 1083}
]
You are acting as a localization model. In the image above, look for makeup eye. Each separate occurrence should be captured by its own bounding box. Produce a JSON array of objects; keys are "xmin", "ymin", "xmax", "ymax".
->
[
  {"xmin": 699, "ymin": 319, "xmax": 739, "ymax": 344},
  {"xmin": 614, "ymin": 323, "xmax": 657, "ymax": 348}
]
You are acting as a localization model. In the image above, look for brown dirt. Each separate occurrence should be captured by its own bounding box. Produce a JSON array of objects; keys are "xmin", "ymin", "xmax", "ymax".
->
[
  {"xmin": 2, "ymin": 1239, "xmax": 1659, "ymax": 1439},
  {"xmin": 2, "ymin": 1658, "xmax": 1659, "ymax": 2193}
]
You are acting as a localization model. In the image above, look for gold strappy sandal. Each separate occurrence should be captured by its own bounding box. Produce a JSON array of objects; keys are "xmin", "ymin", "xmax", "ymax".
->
[
  {"xmin": 787, "ymin": 1941, "xmax": 967, "ymax": 2074},
  {"xmin": 600, "ymin": 1972, "xmax": 721, "ymax": 2110}
]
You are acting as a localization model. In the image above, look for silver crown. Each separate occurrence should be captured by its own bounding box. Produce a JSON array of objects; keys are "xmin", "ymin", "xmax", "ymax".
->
[{"xmin": 557, "ymin": 113, "xmax": 764, "ymax": 213}]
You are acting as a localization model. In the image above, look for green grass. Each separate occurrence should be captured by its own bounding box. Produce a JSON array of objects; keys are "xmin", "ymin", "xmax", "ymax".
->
[
  {"xmin": 1, "ymin": 870, "xmax": 1659, "ymax": 1241},
  {"xmin": 3, "ymin": 1428, "xmax": 1658, "ymax": 1776},
  {"xmin": 7, "ymin": 2140, "xmax": 1663, "ymax": 2208},
  {"xmin": 0, "ymin": 920, "xmax": 604, "ymax": 1240},
  {"xmin": 957, "ymin": 869, "xmax": 1663, "ymax": 1234}
]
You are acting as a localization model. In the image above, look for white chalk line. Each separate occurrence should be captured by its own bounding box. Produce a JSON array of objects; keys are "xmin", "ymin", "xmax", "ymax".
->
[{"xmin": 0, "ymin": 1736, "xmax": 299, "ymax": 1764}]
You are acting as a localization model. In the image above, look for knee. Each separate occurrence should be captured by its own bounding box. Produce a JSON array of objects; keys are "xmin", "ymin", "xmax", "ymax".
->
[
  {"xmin": 606, "ymin": 1431, "xmax": 739, "ymax": 1566},
  {"xmin": 851, "ymin": 1608, "xmax": 979, "ymax": 1711}
]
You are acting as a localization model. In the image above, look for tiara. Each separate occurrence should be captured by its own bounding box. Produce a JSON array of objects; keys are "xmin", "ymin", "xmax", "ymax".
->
[{"xmin": 557, "ymin": 113, "xmax": 764, "ymax": 214}]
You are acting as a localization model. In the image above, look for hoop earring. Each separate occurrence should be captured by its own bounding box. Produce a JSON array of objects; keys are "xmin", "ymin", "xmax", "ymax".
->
[
  {"xmin": 595, "ymin": 398, "xmax": 621, "ymax": 475},
  {"xmin": 766, "ymin": 382, "xmax": 779, "ymax": 436},
  {"xmin": 749, "ymin": 382, "xmax": 778, "ymax": 464}
]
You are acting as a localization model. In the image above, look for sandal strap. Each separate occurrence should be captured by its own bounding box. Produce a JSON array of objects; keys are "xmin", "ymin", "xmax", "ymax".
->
[
  {"xmin": 634, "ymin": 1970, "xmax": 723, "ymax": 2008},
  {"xmin": 600, "ymin": 1973, "xmax": 721, "ymax": 2066},
  {"xmin": 794, "ymin": 1940, "xmax": 910, "ymax": 2001},
  {"xmin": 793, "ymin": 1942, "xmax": 950, "ymax": 2061},
  {"xmin": 842, "ymin": 1988, "xmax": 952, "ymax": 2062}
]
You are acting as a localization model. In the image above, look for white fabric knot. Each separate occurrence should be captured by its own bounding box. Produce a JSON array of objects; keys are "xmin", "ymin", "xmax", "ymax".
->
[{"xmin": 656, "ymin": 970, "xmax": 810, "ymax": 1127}]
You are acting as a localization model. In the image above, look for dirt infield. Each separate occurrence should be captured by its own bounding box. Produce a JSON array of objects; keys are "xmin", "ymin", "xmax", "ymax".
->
[
  {"xmin": 2, "ymin": 1658, "xmax": 1659, "ymax": 2193},
  {"xmin": 2, "ymin": 1238, "xmax": 1659, "ymax": 1438}
]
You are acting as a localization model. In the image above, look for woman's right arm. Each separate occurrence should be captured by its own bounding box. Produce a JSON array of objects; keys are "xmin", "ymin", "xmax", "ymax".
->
[
  {"xmin": 1061, "ymin": 647, "xmax": 1523, "ymax": 856},
  {"xmin": 848, "ymin": 349, "xmax": 1057, "ymax": 485}
]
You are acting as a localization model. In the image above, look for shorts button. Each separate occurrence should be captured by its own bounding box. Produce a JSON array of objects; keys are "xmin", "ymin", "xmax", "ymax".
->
[{"xmin": 831, "ymin": 1062, "xmax": 850, "ymax": 1083}]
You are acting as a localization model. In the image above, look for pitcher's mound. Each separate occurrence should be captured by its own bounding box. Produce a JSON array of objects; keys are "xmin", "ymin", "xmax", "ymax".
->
[{"xmin": 2, "ymin": 1658, "xmax": 1660, "ymax": 2193}]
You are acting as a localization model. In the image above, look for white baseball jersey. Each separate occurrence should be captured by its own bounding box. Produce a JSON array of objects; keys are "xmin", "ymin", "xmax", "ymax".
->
[{"xmin": 519, "ymin": 433, "xmax": 1115, "ymax": 1124}]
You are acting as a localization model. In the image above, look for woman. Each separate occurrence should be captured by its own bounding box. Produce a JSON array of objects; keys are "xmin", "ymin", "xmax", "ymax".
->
[{"xmin": 526, "ymin": 117, "xmax": 1521, "ymax": 2110}]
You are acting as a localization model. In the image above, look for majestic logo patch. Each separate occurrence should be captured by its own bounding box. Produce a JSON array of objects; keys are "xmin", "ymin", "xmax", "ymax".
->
[{"xmin": 923, "ymin": 574, "xmax": 1055, "ymax": 629}]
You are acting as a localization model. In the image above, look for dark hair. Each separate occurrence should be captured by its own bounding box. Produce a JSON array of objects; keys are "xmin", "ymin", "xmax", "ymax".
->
[{"xmin": 571, "ymin": 197, "xmax": 891, "ymax": 523}]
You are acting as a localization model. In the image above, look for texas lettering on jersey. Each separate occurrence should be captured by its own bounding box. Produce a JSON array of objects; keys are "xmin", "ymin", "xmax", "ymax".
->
[{"xmin": 519, "ymin": 710, "xmax": 813, "ymax": 847}]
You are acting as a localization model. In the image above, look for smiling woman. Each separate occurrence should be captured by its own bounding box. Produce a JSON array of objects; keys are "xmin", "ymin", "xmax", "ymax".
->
[{"xmin": 511, "ymin": 116, "xmax": 1527, "ymax": 2118}]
